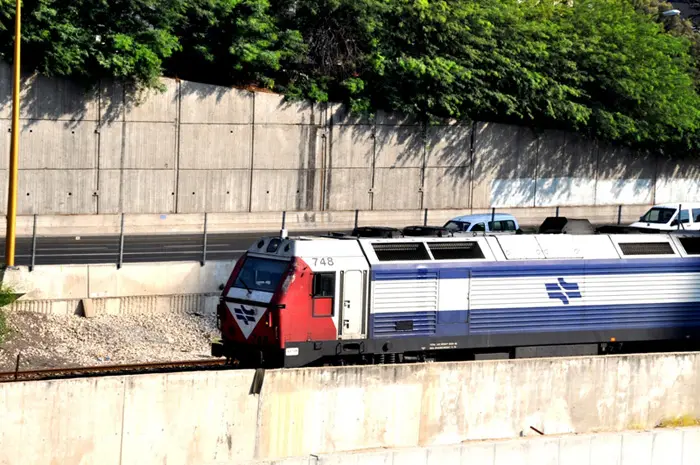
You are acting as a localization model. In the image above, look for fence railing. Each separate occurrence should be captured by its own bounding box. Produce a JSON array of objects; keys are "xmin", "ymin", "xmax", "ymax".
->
[{"xmin": 2, "ymin": 203, "xmax": 651, "ymax": 271}]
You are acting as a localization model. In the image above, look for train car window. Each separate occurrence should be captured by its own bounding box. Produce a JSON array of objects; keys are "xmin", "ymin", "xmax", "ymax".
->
[
  {"xmin": 678, "ymin": 237, "xmax": 700, "ymax": 255},
  {"xmin": 428, "ymin": 241, "xmax": 485, "ymax": 260},
  {"xmin": 372, "ymin": 242, "xmax": 431, "ymax": 261},
  {"xmin": 471, "ymin": 223, "xmax": 486, "ymax": 232},
  {"xmin": 312, "ymin": 272, "xmax": 335, "ymax": 297},
  {"xmin": 693, "ymin": 209, "xmax": 700, "ymax": 222},
  {"xmin": 618, "ymin": 242, "xmax": 675, "ymax": 255}
]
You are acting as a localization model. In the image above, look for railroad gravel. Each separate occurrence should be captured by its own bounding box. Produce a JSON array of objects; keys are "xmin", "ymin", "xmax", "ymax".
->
[{"xmin": 0, "ymin": 309, "xmax": 218, "ymax": 371}]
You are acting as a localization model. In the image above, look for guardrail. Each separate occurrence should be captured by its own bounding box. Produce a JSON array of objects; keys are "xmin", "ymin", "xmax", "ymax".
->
[{"xmin": 2, "ymin": 203, "xmax": 646, "ymax": 270}]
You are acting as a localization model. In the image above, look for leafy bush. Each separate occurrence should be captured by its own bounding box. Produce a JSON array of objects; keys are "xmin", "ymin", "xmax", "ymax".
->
[
  {"xmin": 0, "ymin": 283, "xmax": 15, "ymax": 344},
  {"xmin": 0, "ymin": 0, "xmax": 698, "ymax": 152}
]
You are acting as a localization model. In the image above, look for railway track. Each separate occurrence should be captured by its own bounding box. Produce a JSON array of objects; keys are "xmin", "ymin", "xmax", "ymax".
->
[{"xmin": 0, "ymin": 358, "xmax": 230, "ymax": 383}]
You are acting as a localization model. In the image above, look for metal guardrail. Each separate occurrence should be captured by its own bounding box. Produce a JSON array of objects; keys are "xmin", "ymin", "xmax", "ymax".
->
[{"xmin": 8, "ymin": 204, "xmax": 638, "ymax": 270}]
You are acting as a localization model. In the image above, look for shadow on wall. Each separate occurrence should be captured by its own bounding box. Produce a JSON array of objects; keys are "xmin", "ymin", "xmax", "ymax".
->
[{"xmin": 1, "ymin": 58, "xmax": 699, "ymax": 214}]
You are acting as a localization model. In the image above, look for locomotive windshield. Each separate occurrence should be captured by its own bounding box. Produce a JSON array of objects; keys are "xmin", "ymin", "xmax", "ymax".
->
[{"xmin": 233, "ymin": 256, "xmax": 290, "ymax": 293}]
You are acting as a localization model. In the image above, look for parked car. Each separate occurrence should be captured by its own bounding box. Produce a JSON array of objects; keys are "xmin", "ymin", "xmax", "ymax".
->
[
  {"xmin": 629, "ymin": 203, "xmax": 700, "ymax": 231},
  {"xmin": 443, "ymin": 213, "xmax": 520, "ymax": 233}
]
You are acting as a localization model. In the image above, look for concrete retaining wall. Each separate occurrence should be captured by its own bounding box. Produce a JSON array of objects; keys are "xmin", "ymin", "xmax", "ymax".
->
[
  {"xmin": 3, "ymin": 352, "xmax": 700, "ymax": 465},
  {"xmin": 0, "ymin": 61, "xmax": 692, "ymax": 217},
  {"xmin": 1, "ymin": 260, "xmax": 235, "ymax": 315},
  {"xmin": 246, "ymin": 428, "xmax": 700, "ymax": 465}
]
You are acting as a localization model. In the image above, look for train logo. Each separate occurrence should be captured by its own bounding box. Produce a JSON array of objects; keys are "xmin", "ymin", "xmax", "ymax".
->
[
  {"xmin": 545, "ymin": 278, "xmax": 582, "ymax": 305},
  {"xmin": 234, "ymin": 306, "xmax": 256, "ymax": 325}
]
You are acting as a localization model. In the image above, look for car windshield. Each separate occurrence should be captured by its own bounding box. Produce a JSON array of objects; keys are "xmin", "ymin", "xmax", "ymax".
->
[
  {"xmin": 640, "ymin": 207, "xmax": 676, "ymax": 224},
  {"xmin": 444, "ymin": 220, "xmax": 470, "ymax": 231},
  {"xmin": 233, "ymin": 256, "xmax": 290, "ymax": 293}
]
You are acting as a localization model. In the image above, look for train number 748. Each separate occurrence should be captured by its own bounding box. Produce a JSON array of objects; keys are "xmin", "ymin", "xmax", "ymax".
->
[{"xmin": 312, "ymin": 257, "xmax": 334, "ymax": 266}]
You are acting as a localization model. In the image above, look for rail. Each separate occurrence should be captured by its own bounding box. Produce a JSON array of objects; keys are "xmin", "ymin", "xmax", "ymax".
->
[
  {"xmin": 0, "ymin": 358, "xmax": 229, "ymax": 383},
  {"xmin": 0, "ymin": 204, "xmax": 644, "ymax": 269}
]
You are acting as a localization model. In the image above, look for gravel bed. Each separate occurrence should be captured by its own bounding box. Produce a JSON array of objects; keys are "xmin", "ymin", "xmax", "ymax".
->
[{"xmin": 0, "ymin": 309, "xmax": 218, "ymax": 371}]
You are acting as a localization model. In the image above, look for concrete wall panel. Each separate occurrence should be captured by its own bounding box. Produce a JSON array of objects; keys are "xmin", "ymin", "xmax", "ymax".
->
[
  {"xmin": 100, "ymin": 122, "xmax": 177, "ymax": 169},
  {"xmin": 121, "ymin": 170, "xmax": 175, "ymax": 213},
  {"xmin": 425, "ymin": 125, "xmax": 471, "ymax": 168},
  {"xmin": 534, "ymin": 178, "xmax": 597, "ymax": 207},
  {"xmin": 13, "ymin": 121, "xmax": 97, "ymax": 169},
  {"xmin": 0, "ymin": 63, "xmax": 99, "ymax": 121},
  {"xmin": 257, "ymin": 354, "xmax": 700, "ymax": 460},
  {"xmin": 372, "ymin": 168, "xmax": 422, "ymax": 210},
  {"xmin": 120, "ymin": 371, "xmax": 259, "ymax": 465},
  {"xmin": 96, "ymin": 169, "xmax": 122, "ymax": 213},
  {"xmin": 0, "ymin": 377, "xmax": 124, "ymax": 465},
  {"xmin": 472, "ymin": 123, "xmax": 538, "ymax": 209},
  {"xmin": 250, "ymin": 169, "xmax": 321, "ymax": 212},
  {"xmin": 254, "ymin": 92, "xmax": 317, "ymax": 125},
  {"xmin": 423, "ymin": 167, "xmax": 471, "ymax": 210},
  {"xmin": 177, "ymin": 170, "xmax": 250, "ymax": 213},
  {"xmin": 179, "ymin": 124, "xmax": 252, "ymax": 169},
  {"xmin": 595, "ymin": 147, "xmax": 654, "ymax": 206},
  {"xmin": 535, "ymin": 131, "xmax": 597, "ymax": 207},
  {"xmin": 655, "ymin": 156, "xmax": 700, "ymax": 204},
  {"xmin": 18, "ymin": 170, "xmax": 96, "ymax": 214},
  {"xmin": 329, "ymin": 125, "xmax": 374, "ymax": 168},
  {"xmin": 374, "ymin": 126, "xmax": 424, "ymax": 168},
  {"xmin": 253, "ymin": 125, "xmax": 321, "ymax": 170},
  {"xmin": 180, "ymin": 81, "xmax": 253, "ymax": 124},
  {"xmin": 325, "ymin": 168, "xmax": 372, "ymax": 211},
  {"xmin": 125, "ymin": 79, "xmax": 179, "ymax": 122}
]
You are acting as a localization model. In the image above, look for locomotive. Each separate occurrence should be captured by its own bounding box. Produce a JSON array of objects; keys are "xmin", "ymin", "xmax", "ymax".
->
[{"xmin": 211, "ymin": 229, "xmax": 700, "ymax": 368}]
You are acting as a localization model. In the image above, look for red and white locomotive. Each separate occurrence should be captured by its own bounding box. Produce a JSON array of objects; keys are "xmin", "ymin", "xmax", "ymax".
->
[{"xmin": 212, "ymin": 230, "xmax": 700, "ymax": 368}]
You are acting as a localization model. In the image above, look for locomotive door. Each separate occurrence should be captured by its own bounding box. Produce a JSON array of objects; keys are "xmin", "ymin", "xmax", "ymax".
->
[{"xmin": 339, "ymin": 270, "xmax": 365, "ymax": 339}]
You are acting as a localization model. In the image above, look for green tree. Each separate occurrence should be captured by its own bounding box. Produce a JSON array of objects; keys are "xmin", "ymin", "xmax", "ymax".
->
[
  {"xmin": 167, "ymin": 0, "xmax": 305, "ymax": 88},
  {"xmin": 0, "ymin": 0, "xmax": 184, "ymax": 89}
]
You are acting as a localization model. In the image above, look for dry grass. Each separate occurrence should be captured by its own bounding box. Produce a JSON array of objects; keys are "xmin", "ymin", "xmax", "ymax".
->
[{"xmin": 656, "ymin": 415, "xmax": 700, "ymax": 428}]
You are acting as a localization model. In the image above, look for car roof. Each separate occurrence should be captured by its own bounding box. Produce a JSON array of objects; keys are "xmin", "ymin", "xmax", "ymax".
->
[
  {"xmin": 447, "ymin": 213, "xmax": 517, "ymax": 223},
  {"xmin": 651, "ymin": 203, "xmax": 700, "ymax": 210}
]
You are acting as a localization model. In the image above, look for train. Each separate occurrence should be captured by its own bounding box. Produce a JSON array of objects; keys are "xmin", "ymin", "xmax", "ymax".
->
[{"xmin": 211, "ymin": 228, "xmax": 700, "ymax": 368}]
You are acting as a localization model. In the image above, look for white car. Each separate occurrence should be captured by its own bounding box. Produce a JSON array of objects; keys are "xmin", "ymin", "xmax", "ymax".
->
[{"xmin": 630, "ymin": 203, "xmax": 700, "ymax": 231}]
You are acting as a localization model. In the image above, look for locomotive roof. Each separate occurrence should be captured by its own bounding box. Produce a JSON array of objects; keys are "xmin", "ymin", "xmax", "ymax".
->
[{"xmin": 246, "ymin": 232, "xmax": 700, "ymax": 263}]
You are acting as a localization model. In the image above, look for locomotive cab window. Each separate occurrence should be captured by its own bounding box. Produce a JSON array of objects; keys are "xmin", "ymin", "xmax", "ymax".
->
[
  {"xmin": 312, "ymin": 272, "xmax": 335, "ymax": 317},
  {"xmin": 313, "ymin": 272, "xmax": 335, "ymax": 297}
]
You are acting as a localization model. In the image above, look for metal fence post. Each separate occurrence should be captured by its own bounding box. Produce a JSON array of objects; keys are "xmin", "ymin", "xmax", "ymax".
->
[
  {"xmin": 617, "ymin": 205, "xmax": 622, "ymax": 225},
  {"xmin": 201, "ymin": 213, "xmax": 208, "ymax": 267},
  {"xmin": 117, "ymin": 213, "xmax": 124, "ymax": 269},
  {"xmin": 555, "ymin": 206, "xmax": 560, "ymax": 218},
  {"xmin": 354, "ymin": 209, "xmax": 359, "ymax": 229},
  {"xmin": 281, "ymin": 210, "xmax": 286, "ymax": 230},
  {"xmin": 423, "ymin": 209, "xmax": 428, "ymax": 226},
  {"xmin": 29, "ymin": 214, "xmax": 36, "ymax": 271},
  {"xmin": 491, "ymin": 207, "xmax": 496, "ymax": 225}
]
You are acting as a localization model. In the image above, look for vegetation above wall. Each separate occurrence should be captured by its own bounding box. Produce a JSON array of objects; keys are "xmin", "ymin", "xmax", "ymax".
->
[{"xmin": 0, "ymin": 0, "xmax": 699, "ymax": 154}]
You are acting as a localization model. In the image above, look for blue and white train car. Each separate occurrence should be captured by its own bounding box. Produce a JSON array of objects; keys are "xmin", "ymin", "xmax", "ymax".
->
[{"xmin": 214, "ymin": 231, "xmax": 700, "ymax": 367}]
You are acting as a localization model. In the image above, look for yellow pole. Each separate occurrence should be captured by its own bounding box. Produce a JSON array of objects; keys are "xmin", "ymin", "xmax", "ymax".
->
[{"xmin": 5, "ymin": 0, "xmax": 20, "ymax": 267}]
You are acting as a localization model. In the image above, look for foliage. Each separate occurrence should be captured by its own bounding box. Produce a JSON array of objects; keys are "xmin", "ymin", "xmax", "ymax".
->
[
  {"xmin": 0, "ymin": 283, "xmax": 16, "ymax": 345},
  {"xmin": 166, "ymin": 0, "xmax": 305, "ymax": 89},
  {"xmin": 656, "ymin": 414, "xmax": 700, "ymax": 428},
  {"xmin": 0, "ymin": 0, "xmax": 699, "ymax": 152}
]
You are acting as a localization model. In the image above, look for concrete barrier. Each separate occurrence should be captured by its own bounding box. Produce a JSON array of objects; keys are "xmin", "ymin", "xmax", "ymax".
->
[
  {"xmin": 255, "ymin": 354, "xmax": 700, "ymax": 459},
  {"xmin": 2, "ymin": 353, "xmax": 700, "ymax": 465},
  {"xmin": 242, "ymin": 427, "xmax": 700, "ymax": 465},
  {"xmin": 0, "ymin": 370, "xmax": 260, "ymax": 465},
  {"xmin": 0, "ymin": 204, "xmax": 651, "ymax": 237},
  {"xmin": 1, "ymin": 260, "xmax": 235, "ymax": 315}
]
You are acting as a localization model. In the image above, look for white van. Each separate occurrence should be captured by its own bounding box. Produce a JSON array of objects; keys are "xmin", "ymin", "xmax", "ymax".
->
[{"xmin": 630, "ymin": 203, "xmax": 700, "ymax": 231}]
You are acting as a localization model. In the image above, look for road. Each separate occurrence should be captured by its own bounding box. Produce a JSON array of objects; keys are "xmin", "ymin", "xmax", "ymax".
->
[{"xmin": 0, "ymin": 232, "xmax": 288, "ymax": 266}]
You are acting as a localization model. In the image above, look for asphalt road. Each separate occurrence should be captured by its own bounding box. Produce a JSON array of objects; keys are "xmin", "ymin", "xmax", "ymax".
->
[{"xmin": 0, "ymin": 232, "xmax": 276, "ymax": 266}]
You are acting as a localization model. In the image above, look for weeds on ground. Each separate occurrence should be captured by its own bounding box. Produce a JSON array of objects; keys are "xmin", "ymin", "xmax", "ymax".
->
[
  {"xmin": 656, "ymin": 415, "xmax": 700, "ymax": 428},
  {"xmin": 0, "ymin": 284, "xmax": 17, "ymax": 344}
]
